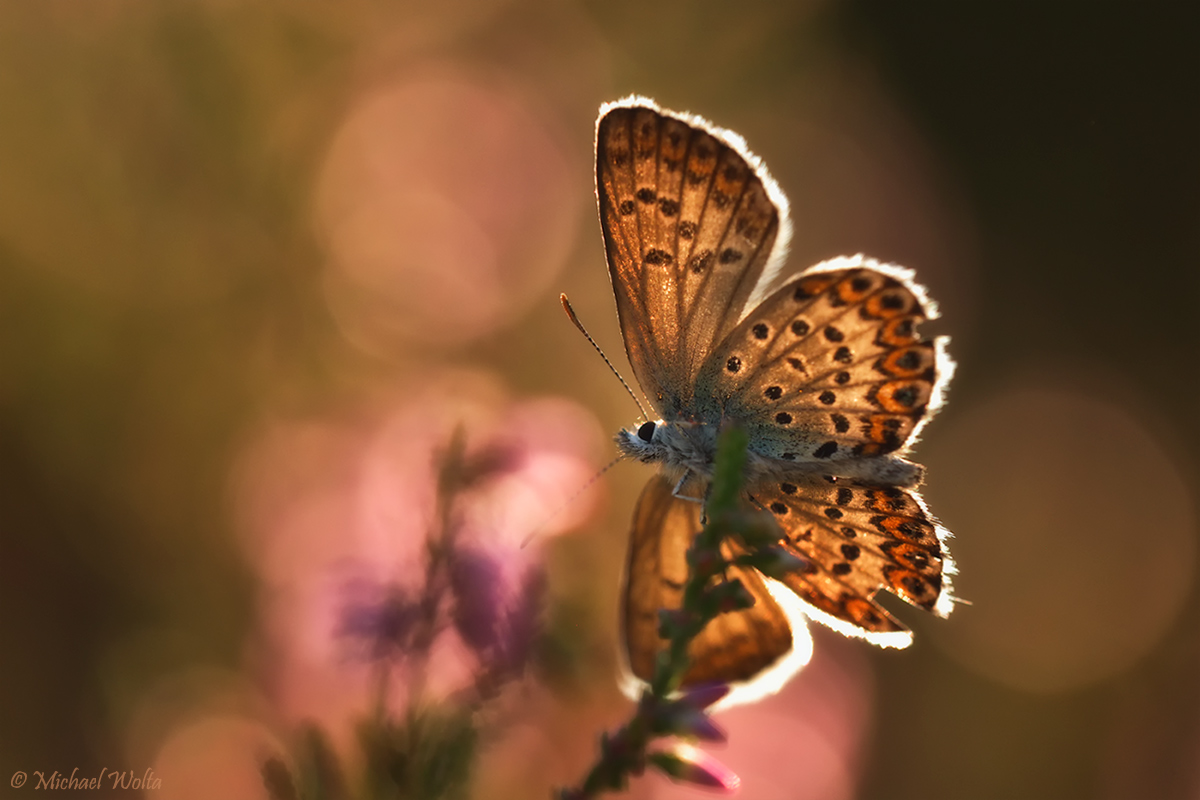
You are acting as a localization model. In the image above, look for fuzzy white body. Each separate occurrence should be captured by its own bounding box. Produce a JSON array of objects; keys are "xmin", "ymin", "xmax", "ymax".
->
[{"xmin": 615, "ymin": 420, "xmax": 925, "ymax": 491}]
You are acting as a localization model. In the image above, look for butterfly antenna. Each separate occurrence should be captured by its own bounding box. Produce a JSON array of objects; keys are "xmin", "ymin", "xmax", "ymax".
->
[
  {"xmin": 520, "ymin": 453, "xmax": 625, "ymax": 549},
  {"xmin": 560, "ymin": 294, "xmax": 650, "ymax": 421}
]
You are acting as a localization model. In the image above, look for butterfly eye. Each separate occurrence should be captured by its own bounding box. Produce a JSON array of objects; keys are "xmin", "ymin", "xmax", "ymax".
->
[{"xmin": 637, "ymin": 421, "xmax": 656, "ymax": 442}]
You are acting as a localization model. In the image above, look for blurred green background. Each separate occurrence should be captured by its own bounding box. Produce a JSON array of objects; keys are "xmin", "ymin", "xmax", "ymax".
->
[{"xmin": 1, "ymin": 3, "xmax": 1197, "ymax": 799}]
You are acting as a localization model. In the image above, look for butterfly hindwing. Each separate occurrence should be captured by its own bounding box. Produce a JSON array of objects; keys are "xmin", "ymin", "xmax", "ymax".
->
[
  {"xmin": 745, "ymin": 473, "xmax": 953, "ymax": 642},
  {"xmin": 623, "ymin": 473, "xmax": 793, "ymax": 685},
  {"xmin": 697, "ymin": 260, "xmax": 951, "ymax": 467},
  {"xmin": 596, "ymin": 98, "xmax": 789, "ymax": 418}
]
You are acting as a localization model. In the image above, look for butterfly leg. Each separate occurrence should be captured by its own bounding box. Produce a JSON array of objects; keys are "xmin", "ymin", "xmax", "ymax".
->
[{"xmin": 670, "ymin": 471, "xmax": 708, "ymax": 504}]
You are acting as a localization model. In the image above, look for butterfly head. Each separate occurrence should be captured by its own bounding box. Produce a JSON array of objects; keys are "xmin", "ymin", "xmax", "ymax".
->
[
  {"xmin": 615, "ymin": 419, "xmax": 719, "ymax": 478},
  {"xmin": 614, "ymin": 420, "xmax": 662, "ymax": 465}
]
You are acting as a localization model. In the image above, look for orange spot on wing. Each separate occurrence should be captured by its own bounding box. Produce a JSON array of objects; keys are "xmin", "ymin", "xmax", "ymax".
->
[
  {"xmin": 688, "ymin": 143, "xmax": 717, "ymax": 171},
  {"xmin": 660, "ymin": 125, "xmax": 688, "ymax": 161},
  {"xmin": 870, "ymin": 514, "xmax": 936, "ymax": 546},
  {"xmin": 865, "ymin": 488, "xmax": 909, "ymax": 513},
  {"xmin": 633, "ymin": 113, "xmax": 658, "ymax": 159},
  {"xmin": 843, "ymin": 596, "xmax": 895, "ymax": 631},
  {"xmin": 793, "ymin": 273, "xmax": 840, "ymax": 298},
  {"xmin": 884, "ymin": 566, "xmax": 937, "ymax": 607},
  {"xmin": 864, "ymin": 292, "xmax": 914, "ymax": 320},
  {"xmin": 712, "ymin": 163, "xmax": 746, "ymax": 197},
  {"xmin": 883, "ymin": 541, "xmax": 939, "ymax": 572},
  {"xmin": 834, "ymin": 274, "xmax": 874, "ymax": 304},
  {"xmin": 878, "ymin": 346, "xmax": 931, "ymax": 378},
  {"xmin": 872, "ymin": 381, "xmax": 930, "ymax": 414},
  {"xmin": 793, "ymin": 584, "xmax": 838, "ymax": 616},
  {"xmin": 876, "ymin": 316, "xmax": 921, "ymax": 346},
  {"xmin": 861, "ymin": 414, "xmax": 906, "ymax": 452}
]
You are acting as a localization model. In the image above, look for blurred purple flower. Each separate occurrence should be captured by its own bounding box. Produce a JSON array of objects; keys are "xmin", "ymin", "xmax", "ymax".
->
[
  {"xmin": 449, "ymin": 546, "xmax": 507, "ymax": 655},
  {"xmin": 500, "ymin": 565, "xmax": 545, "ymax": 672},
  {"xmin": 235, "ymin": 373, "xmax": 604, "ymax": 744},
  {"xmin": 449, "ymin": 543, "xmax": 547, "ymax": 678},
  {"xmin": 335, "ymin": 576, "xmax": 420, "ymax": 662}
]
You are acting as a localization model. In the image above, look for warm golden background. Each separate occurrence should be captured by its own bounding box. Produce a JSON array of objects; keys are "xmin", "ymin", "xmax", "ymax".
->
[{"xmin": 1, "ymin": 3, "xmax": 1197, "ymax": 799}]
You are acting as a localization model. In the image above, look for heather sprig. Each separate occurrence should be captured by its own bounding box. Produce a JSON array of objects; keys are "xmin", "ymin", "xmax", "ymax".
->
[
  {"xmin": 265, "ymin": 426, "xmax": 549, "ymax": 800},
  {"xmin": 558, "ymin": 425, "xmax": 786, "ymax": 798}
]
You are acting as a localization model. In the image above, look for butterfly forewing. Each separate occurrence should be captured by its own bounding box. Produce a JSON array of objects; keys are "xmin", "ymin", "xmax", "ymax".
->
[
  {"xmin": 597, "ymin": 100, "xmax": 787, "ymax": 417},
  {"xmin": 623, "ymin": 474, "xmax": 793, "ymax": 685},
  {"xmin": 697, "ymin": 264, "xmax": 949, "ymax": 466}
]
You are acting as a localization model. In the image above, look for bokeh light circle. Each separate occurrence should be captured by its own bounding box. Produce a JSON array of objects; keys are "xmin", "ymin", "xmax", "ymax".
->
[
  {"xmin": 315, "ymin": 70, "xmax": 580, "ymax": 354},
  {"xmin": 152, "ymin": 715, "xmax": 283, "ymax": 800},
  {"xmin": 921, "ymin": 386, "xmax": 1195, "ymax": 693}
]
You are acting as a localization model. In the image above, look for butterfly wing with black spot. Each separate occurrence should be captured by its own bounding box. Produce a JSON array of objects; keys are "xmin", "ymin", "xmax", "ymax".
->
[
  {"xmin": 596, "ymin": 98, "xmax": 790, "ymax": 418},
  {"xmin": 743, "ymin": 473, "xmax": 954, "ymax": 643},
  {"xmin": 696, "ymin": 258, "xmax": 952, "ymax": 474},
  {"xmin": 623, "ymin": 474, "xmax": 794, "ymax": 685}
]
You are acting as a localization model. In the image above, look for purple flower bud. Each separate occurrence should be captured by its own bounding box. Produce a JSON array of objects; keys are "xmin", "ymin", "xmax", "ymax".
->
[
  {"xmin": 335, "ymin": 578, "xmax": 420, "ymax": 661},
  {"xmin": 648, "ymin": 700, "xmax": 727, "ymax": 743},
  {"xmin": 450, "ymin": 544, "xmax": 546, "ymax": 676},
  {"xmin": 673, "ymin": 706, "xmax": 727, "ymax": 743},
  {"xmin": 684, "ymin": 713, "xmax": 727, "ymax": 744},
  {"xmin": 648, "ymin": 744, "xmax": 740, "ymax": 791},
  {"xmin": 678, "ymin": 682, "xmax": 731, "ymax": 711},
  {"xmin": 498, "ymin": 565, "xmax": 545, "ymax": 671},
  {"xmin": 449, "ymin": 546, "xmax": 506, "ymax": 654}
]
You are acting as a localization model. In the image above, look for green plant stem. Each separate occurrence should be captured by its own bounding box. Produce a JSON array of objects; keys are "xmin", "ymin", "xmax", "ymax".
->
[{"xmin": 558, "ymin": 425, "xmax": 759, "ymax": 799}]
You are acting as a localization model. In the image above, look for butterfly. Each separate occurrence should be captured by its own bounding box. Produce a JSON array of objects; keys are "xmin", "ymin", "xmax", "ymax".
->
[{"xmin": 593, "ymin": 96, "xmax": 956, "ymax": 694}]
